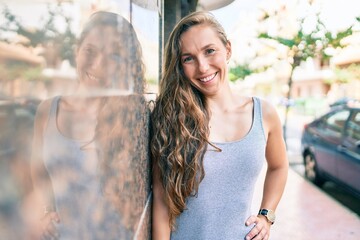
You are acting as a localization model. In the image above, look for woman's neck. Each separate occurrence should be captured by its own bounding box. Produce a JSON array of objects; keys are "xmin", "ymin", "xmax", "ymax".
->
[
  {"xmin": 206, "ymin": 82, "xmax": 236, "ymax": 113},
  {"xmin": 61, "ymin": 95, "xmax": 101, "ymax": 115}
]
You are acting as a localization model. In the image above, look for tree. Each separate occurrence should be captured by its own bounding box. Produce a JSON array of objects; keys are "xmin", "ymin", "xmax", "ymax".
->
[
  {"xmin": 256, "ymin": 3, "xmax": 355, "ymax": 143},
  {"xmin": 229, "ymin": 63, "xmax": 253, "ymax": 82},
  {"xmin": 0, "ymin": 3, "xmax": 76, "ymax": 67}
]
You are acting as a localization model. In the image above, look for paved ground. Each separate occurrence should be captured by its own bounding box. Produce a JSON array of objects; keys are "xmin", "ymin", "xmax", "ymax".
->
[{"xmin": 252, "ymin": 163, "xmax": 360, "ymax": 240}]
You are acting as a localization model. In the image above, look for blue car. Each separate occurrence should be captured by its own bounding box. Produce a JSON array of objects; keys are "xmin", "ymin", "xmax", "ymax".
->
[{"xmin": 301, "ymin": 103, "xmax": 360, "ymax": 197}]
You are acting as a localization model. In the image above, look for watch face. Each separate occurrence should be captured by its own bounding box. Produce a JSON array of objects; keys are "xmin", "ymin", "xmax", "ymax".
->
[
  {"xmin": 259, "ymin": 209, "xmax": 276, "ymax": 223},
  {"xmin": 267, "ymin": 210, "xmax": 276, "ymax": 222}
]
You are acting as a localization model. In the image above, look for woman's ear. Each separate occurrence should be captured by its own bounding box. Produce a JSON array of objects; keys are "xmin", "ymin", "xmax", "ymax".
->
[{"xmin": 226, "ymin": 40, "xmax": 232, "ymax": 61}]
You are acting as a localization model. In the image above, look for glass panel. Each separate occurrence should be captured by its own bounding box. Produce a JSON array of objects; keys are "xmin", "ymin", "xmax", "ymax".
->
[{"xmin": 0, "ymin": 1, "xmax": 157, "ymax": 238}]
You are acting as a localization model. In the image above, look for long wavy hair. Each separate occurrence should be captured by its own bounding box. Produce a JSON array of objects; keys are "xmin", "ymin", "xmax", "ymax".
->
[
  {"xmin": 93, "ymin": 12, "xmax": 146, "ymax": 230},
  {"xmin": 80, "ymin": 11, "xmax": 146, "ymax": 230},
  {"xmin": 150, "ymin": 11, "xmax": 228, "ymax": 229}
]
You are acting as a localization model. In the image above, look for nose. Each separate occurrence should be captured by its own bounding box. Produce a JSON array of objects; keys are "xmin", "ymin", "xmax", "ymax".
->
[
  {"xmin": 91, "ymin": 53, "xmax": 107, "ymax": 71},
  {"xmin": 88, "ymin": 53, "xmax": 109, "ymax": 82},
  {"xmin": 198, "ymin": 57, "xmax": 209, "ymax": 73}
]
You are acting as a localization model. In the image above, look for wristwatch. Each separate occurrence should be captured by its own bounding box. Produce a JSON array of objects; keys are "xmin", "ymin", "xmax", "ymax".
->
[{"xmin": 258, "ymin": 209, "xmax": 276, "ymax": 225}]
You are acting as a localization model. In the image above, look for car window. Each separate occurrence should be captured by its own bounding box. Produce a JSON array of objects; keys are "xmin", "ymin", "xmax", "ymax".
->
[
  {"xmin": 345, "ymin": 111, "xmax": 360, "ymax": 142},
  {"xmin": 323, "ymin": 110, "xmax": 350, "ymax": 137}
]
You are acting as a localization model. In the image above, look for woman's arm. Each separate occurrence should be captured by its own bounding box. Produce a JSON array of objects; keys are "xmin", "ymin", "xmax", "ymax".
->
[
  {"xmin": 245, "ymin": 100, "xmax": 288, "ymax": 240},
  {"xmin": 260, "ymin": 100, "xmax": 288, "ymax": 212},
  {"xmin": 152, "ymin": 163, "xmax": 171, "ymax": 240},
  {"xmin": 30, "ymin": 99, "xmax": 60, "ymax": 238}
]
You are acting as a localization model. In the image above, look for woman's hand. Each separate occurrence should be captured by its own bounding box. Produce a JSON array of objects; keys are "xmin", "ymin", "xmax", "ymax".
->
[
  {"xmin": 245, "ymin": 215, "xmax": 271, "ymax": 240},
  {"xmin": 39, "ymin": 211, "xmax": 60, "ymax": 240}
]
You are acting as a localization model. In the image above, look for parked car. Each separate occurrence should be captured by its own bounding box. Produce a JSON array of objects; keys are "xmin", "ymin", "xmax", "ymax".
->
[
  {"xmin": 0, "ymin": 99, "xmax": 38, "ymax": 157},
  {"xmin": 0, "ymin": 98, "xmax": 40, "ymax": 203},
  {"xmin": 301, "ymin": 102, "xmax": 360, "ymax": 197}
]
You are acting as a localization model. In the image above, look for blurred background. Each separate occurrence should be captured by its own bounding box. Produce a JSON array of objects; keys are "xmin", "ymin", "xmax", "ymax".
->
[{"xmin": 0, "ymin": 0, "xmax": 359, "ymax": 239}]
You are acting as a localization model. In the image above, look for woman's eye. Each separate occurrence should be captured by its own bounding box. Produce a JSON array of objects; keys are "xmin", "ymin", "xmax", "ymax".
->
[
  {"xmin": 109, "ymin": 53, "xmax": 122, "ymax": 63},
  {"xmin": 84, "ymin": 47, "xmax": 95, "ymax": 56},
  {"xmin": 182, "ymin": 56, "xmax": 193, "ymax": 63},
  {"xmin": 206, "ymin": 49, "xmax": 215, "ymax": 54}
]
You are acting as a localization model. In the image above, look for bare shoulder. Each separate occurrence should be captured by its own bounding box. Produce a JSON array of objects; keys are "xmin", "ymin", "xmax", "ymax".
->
[
  {"xmin": 34, "ymin": 97, "xmax": 56, "ymax": 127},
  {"xmin": 258, "ymin": 98, "xmax": 282, "ymax": 135},
  {"xmin": 36, "ymin": 98, "xmax": 53, "ymax": 116},
  {"xmin": 32, "ymin": 98, "xmax": 56, "ymax": 157},
  {"xmin": 259, "ymin": 99, "xmax": 279, "ymax": 119}
]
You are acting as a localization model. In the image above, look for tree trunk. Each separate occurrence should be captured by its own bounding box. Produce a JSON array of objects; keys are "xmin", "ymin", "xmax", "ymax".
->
[
  {"xmin": 283, "ymin": 73, "xmax": 293, "ymax": 147},
  {"xmin": 283, "ymin": 57, "xmax": 300, "ymax": 147}
]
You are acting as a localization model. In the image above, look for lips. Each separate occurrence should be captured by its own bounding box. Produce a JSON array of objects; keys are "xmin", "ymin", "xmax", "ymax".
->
[{"xmin": 199, "ymin": 72, "xmax": 217, "ymax": 83}]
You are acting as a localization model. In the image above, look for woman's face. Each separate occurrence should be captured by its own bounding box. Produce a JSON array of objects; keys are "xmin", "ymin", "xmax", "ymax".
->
[
  {"xmin": 179, "ymin": 24, "xmax": 231, "ymax": 97},
  {"xmin": 76, "ymin": 25, "xmax": 127, "ymax": 90}
]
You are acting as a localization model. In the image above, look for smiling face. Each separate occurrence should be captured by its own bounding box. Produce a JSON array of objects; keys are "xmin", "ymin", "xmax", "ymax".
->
[
  {"xmin": 180, "ymin": 24, "xmax": 231, "ymax": 97},
  {"xmin": 76, "ymin": 25, "xmax": 127, "ymax": 90}
]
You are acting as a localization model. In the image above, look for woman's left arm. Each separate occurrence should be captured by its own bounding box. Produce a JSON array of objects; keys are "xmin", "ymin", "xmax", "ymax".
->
[
  {"xmin": 245, "ymin": 100, "xmax": 288, "ymax": 240},
  {"xmin": 260, "ymin": 100, "xmax": 288, "ymax": 213}
]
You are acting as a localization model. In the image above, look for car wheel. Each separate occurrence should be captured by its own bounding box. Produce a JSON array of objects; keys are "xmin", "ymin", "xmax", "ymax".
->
[{"xmin": 304, "ymin": 153, "xmax": 324, "ymax": 186}]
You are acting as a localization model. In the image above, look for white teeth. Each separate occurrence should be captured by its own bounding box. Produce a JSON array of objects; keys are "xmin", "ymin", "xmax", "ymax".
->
[
  {"xmin": 199, "ymin": 73, "xmax": 216, "ymax": 82},
  {"xmin": 87, "ymin": 72, "xmax": 99, "ymax": 82}
]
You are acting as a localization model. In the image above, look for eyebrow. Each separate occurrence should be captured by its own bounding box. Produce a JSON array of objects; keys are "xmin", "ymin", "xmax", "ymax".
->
[
  {"xmin": 181, "ymin": 44, "xmax": 215, "ymax": 57},
  {"xmin": 84, "ymin": 42, "xmax": 121, "ymax": 53}
]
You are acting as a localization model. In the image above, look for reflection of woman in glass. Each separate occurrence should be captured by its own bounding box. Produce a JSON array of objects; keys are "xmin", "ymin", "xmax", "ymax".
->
[{"xmin": 30, "ymin": 11, "xmax": 144, "ymax": 239}]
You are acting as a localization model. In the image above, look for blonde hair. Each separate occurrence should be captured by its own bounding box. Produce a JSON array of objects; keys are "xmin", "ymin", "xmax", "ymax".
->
[{"xmin": 150, "ymin": 11, "xmax": 227, "ymax": 229}]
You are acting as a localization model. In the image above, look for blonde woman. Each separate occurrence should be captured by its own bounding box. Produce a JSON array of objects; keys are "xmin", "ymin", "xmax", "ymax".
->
[{"xmin": 151, "ymin": 11, "xmax": 288, "ymax": 240}]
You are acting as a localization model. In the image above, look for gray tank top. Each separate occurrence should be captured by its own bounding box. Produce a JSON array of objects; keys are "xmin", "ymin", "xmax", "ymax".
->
[
  {"xmin": 43, "ymin": 96, "xmax": 132, "ymax": 239},
  {"xmin": 171, "ymin": 97, "xmax": 266, "ymax": 240},
  {"xmin": 43, "ymin": 96, "xmax": 99, "ymax": 239}
]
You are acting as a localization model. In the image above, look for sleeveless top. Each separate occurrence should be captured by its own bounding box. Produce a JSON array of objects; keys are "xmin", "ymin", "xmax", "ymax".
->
[
  {"xmin": 171, "ymin": 97, "xmax": 266, "ymax": 240},
  {"xmin": 43, "ymin": 96, "xmax": 130, "ymax": 239}
]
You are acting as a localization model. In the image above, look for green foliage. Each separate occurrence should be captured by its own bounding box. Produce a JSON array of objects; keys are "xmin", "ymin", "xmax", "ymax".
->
[
  {"xmin": 1, "ymin": 61, "xmax": 29, "ymax": 80},
  {"xmin": 229, "ymin": 64, "xmax": 253, "ymax": 82},
  {"xmin": 346, "ymin": 63, "xmax": 360, "ymax": 79},
  {"xmin": 0, "ymin": 61, "xmax": 49, "ymax": 82},
  {"xmin": 256, "ymin": 4, "xmax": 357, "ymax": 142},
  {"xmin": 332, "ymin": 64, "xmax": 360, "ymax": 84},
  {"xmin": 22, "ymin": 67, "xmax": 49, "ymax": 82},
  {"xmin": 146, "ymin": 77, "xmax": 158, "ymax": 85},
  {"xmin": 258, "ymin": 12, "xmax": 354, "ymax": 69}
]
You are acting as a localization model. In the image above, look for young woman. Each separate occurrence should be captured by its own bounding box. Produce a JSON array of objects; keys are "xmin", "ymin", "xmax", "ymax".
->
[
  {"xmin": 30, "ymin": 11, "xmax": 144, "ymax": 239},
  {"xmin": 151, "ymin": 11, "xmax": 288, "ymax": 240}
]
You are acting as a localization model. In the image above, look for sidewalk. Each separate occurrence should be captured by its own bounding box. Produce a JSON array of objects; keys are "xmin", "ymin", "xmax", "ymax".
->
[{"xmin": 252, "ymin": 165, "xmax": 360, "ymax": 240}]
